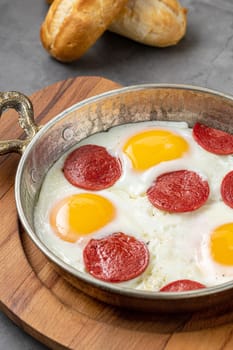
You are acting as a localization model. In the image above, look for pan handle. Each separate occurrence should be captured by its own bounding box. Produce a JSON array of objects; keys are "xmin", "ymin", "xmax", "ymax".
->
[{"xmin": 0, "ymin": 91, "xmax": 40, "ymax": 155}]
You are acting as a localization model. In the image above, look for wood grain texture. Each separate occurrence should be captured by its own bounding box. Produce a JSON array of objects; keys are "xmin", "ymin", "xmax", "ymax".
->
[{"xmin": 1, "ymin": 76, "xmax": 233, "ymax": 349}]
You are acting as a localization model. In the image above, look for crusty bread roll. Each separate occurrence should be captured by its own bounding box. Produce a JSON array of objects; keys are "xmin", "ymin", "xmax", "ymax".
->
[
  {"xmin": 42, "ymin": 0, "xmax": 187, "ymax": 62},
  {"xmin": 109, "ymin": 0, "xmax": 187, "ymax": 47},
  {"xmin": 41, "ymin": 0, "xmax": 128, "ymax": 62}
]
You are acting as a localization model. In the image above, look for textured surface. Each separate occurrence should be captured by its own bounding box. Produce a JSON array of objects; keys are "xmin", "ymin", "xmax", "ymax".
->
[
  {"xmin": 0, "ymin": 0, "xmax": 233, "ymax": 94},
  {"xmin": 0, "ymin": 0, "xmax": 233, "ymax": 349}
]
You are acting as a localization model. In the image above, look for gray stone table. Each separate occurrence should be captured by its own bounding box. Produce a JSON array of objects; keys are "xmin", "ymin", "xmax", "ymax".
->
[{"xmin": 0, "ymin": 0, "xmax": 233, "ymax": 348}]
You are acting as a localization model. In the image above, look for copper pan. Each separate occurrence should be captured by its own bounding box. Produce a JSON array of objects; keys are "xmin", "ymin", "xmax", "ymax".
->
[{"xmin": 1, "ymin": 84, "xmax": 233, "ymax": 312}]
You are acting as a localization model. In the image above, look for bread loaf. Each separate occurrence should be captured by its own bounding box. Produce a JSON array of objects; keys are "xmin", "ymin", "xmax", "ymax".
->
[
  {"xmin": 109, "ymin": 0, "xmax": 187, "ymax": 47},
  {"xmin": 42, "ymin": 0, "xmax": 187, "ymax": 62},
  {"xmin": 41, "ymin": 0, "xmax": 128, "ymax": 62}
]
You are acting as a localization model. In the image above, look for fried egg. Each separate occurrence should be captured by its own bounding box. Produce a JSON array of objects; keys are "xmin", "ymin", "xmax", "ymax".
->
[{"xmin": 34, "ymin": 121, "xmax": 233, "ymax": 290}]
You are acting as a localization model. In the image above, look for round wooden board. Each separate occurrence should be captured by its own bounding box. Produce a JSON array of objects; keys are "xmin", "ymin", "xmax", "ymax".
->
[{"xmin": 2, "ymin": 76, "xmax": 233, "ymax": 350}]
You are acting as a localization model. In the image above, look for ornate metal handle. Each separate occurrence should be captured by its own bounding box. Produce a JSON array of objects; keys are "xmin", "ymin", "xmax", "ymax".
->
[{"xmin": 0, "ymin": 91, "xmax": 40, "ymax": 155}]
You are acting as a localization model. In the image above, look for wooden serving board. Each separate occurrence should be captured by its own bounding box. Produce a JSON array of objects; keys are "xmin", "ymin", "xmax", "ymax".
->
[{"xmin": 2, "ymin": 76, "xmax": 233, "ymax": 350}]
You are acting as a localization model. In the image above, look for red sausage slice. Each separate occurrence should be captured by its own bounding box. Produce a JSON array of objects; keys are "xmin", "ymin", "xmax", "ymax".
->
[
  {"xmin": 83, "ymin": 232, "xmax": 149, "ymax": 282},
  {"xmin": 193, "ymin": 122, "xmax": 233, "ymax": 155},
  {"xmin": 63, "ymin": 144, "xmax": 122, "ymax": 190},
  {"xmin": 147, "ymin": 170, "xmax": 209, "ymax": 213},
  {"xmin": 160, "ymin": 279, "xmax": 206, "ymax": 292},
  {"xmin": 221, "ymin": 171, "xmax": 233, "ymax": 208}
]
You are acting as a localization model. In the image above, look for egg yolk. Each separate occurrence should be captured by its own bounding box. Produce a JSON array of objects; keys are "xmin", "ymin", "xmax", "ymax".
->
[
  {"xmin": 50, "ymin": 193, "xmax": 115, "ymax": 243},
  {"xmin": 210, "ymin": 223, "xmax": 233, "ymax": 265},
  {"xmin": 123, "ymin": 129, "xmax": 189, "ymax": 171}
]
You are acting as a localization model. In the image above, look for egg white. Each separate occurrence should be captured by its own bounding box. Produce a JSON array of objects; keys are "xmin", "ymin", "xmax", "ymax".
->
[{"xmin": 34, "ymin": 121, "xmax": 233, "ymax": 291}]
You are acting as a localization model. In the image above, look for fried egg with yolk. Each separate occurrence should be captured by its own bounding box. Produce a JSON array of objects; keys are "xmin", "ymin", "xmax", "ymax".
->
[
  {"xmin": 123, "ymin": 129, "xmax": 189, "ymax": 171},
  {"xmin": 50, "ymin": 193, "xmax": 116, "ymax": 243}
]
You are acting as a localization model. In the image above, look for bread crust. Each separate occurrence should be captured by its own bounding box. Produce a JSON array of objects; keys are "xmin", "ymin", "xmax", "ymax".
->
[
  {"xmin": 109, "ymin": 0, "xmax": 187, "ymax": 47},
  {"xmin": 41, "ymin": 0, "xmax": 128, "ymax": 62}
]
